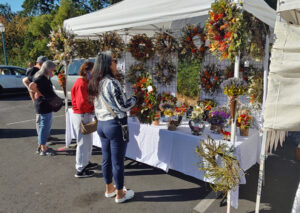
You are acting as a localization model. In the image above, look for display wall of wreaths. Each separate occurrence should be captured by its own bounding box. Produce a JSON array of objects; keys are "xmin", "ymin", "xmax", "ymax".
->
[
  {"xmin": 153, "ymin": 59, "xmax": 176, "ymax": 85},
  {"xmin": 195, "ymin": 136, "xmax": 243, "ymax": 194},
  {"xmin": 99, "ymin": 32, "xmax": 125, "ymax": 58},
  {"xmin": 128, "ymin": 34, "xmax": 155, "ymax": 61},
  {"xmin": 205, "ymin": 0, "xmax": 267, "ymax": 62},
  {"xmin": 179, "ymin": 25, "xmax": 206, "ymax": 62},
  {"xmin": 74, "ymin": 39, "xmax": 100, "ymax": 59},
  {"xmin": 200, "ymin": 64, "xmax": 222, "ymax": 95},
  {"xmin": 154, "ymin": 31, "xmax": 178, "ymax": 57},
  {"xmin": 127, "ymin": 63, "xmax": 149, "ymax": 84}
]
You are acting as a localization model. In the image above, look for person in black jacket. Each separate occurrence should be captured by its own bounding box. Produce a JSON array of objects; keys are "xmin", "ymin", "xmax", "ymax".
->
[{"xmin": 29, "ymin": 60, "xmax": 57, "ymax": 156}]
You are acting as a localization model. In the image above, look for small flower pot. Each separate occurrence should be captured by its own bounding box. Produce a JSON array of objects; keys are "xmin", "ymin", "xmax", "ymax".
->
[
  {"xmin": 240, "ymin": 127, "xmax": 249, "ymax": 136},
  {"xmin": 167, "ymin": 124, "xmax": 177, "ymax": 131},
  {"xmin": 152, "ymin": 120, "xmax": 160, "ymax": 126},
  {"xmin": 189, "ymin": 120, "xmax": 205, "ymax": 135}
]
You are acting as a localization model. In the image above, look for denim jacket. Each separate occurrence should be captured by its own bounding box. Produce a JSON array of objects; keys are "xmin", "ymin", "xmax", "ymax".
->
[{"xmin": 94, "ymin": 75, "xmax": 136, "ymax": 121}]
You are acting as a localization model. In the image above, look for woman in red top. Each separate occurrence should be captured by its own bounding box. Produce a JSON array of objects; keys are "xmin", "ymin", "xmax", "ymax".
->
[{"xmin": 71, "ymin": 61, "xmax": 98, "ymax": 178}]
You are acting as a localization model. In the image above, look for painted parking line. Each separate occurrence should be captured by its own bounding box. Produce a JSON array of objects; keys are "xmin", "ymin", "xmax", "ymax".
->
[
  {"xmin": 6, "ymin": 115, "xmax": 64, "ymax": 126},
  {"xmin": 193, "ymin": 191, "xmax": 221, "ymax": 213}
]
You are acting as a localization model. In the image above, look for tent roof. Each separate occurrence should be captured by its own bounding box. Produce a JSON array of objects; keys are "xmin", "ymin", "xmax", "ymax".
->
[
  {"xmin": 278, "ymin": 0, "xmax": 300, "ymax": 25},
  {"xmin": 63, "ymin": 0, "xmax": 276, "ymax": 37}
]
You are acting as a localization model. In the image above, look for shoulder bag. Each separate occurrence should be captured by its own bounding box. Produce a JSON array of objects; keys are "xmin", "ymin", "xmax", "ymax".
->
[{"xmin": 81, "ymin": 115, "xmax": 98, "ymax": 135}]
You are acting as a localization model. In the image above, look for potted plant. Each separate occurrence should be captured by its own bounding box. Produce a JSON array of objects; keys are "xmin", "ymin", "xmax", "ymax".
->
[
  {"xmin": 152, "ymin": 111, "xmax": 160, "ymax": 126},
  {"xmin": 236, "ymin": 112, "xmax": 252, "ymax": 136},
  {"xmin": 208, "ymin": 106, "xmax": 230, "ymax": 134},
  {"xmin": 221, "ymin": 77, "xmax": 247, "ymax": 119},
  {"xmin": 189, "ymin": 104, "xmax": 206, "ymax": 135}
]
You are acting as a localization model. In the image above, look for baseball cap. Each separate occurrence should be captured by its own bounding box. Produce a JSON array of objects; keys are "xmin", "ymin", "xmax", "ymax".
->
[{"xmin": 36, "ymin": 56, "xmax": 48, "ymax": 63}]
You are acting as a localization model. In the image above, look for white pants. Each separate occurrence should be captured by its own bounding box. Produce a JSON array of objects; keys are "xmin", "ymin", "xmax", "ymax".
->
[{"xmin": 71, "ymin": 113, "xmax": 94, "ymax": 172}]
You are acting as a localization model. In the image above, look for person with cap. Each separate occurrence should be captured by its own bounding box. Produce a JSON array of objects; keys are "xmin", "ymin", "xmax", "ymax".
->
[{"xmin": 22, "ymin": 56, "xmax": 56, "ymax": 153}]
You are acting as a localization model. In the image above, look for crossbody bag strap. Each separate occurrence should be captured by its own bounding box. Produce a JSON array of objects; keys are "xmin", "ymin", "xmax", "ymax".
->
[{"xmin": 100, "ymin": 95, "xmax": 117, "ymax": 119}]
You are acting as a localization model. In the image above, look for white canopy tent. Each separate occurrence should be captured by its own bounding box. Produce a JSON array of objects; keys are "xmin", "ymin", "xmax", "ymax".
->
[
  {"xmin": 63, "ymin": 0, "xmax": 276, "ymax": 212},
  {"xmin": 63, "ymin": 0, "xmax": 275, "ymax": 37}
]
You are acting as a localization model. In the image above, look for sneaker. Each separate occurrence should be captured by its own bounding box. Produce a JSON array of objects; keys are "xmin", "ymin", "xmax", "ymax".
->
[
  {"xmin": 85, "ymin": 162, "xmax": 98, "ymax": 170},
  {"xmin": 74, "ymin": 169, "xmax": 95, "ymax": 178},
  {"xmin": 40, "ymin": 149, "xmax": 55, "ymax": 156},
  {"xmin": 35, "ymin": 147, "xmax": 41, "ymax": 154},
  {"xmin": 105, "ymin": 186, "xmax": 127, "ymax": 198},
  {"xmin": 115, "ymin": 189, "xmax": 134, "ymax": 203}
]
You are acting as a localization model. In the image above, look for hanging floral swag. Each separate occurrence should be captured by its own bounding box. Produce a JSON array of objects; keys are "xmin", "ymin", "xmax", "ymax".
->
[
  {"xmin": 179, "ymin": 25, "xmax": 206, "ymax": 61},
  {"xmin": 127, "ymin": 63, "xmax": 149, "ymax": 84},
  {"xmin": 154, "ymin": 31, "xmax": 178, "ymax": 57},
  {"xmin": 195, "ymin": 136, "xmax": 242, "ymax": 194},
  {"xmin": 153, "ymin": 59, "xmax": 176, "ymax": 85},
  {"xmin": 206, "ymin": 0, "xmax": 267, "ymax": 62},
  {"xmin": 200, "ymin": 65, "xmax": 222, "ymax": 95},
  {"xmin": 130, "ymin": 75, "xmax": 158, "ymax": 124},
  {"xmin": 128, "ymin": 34, "xmax": 155, "ymax": 61},
  {"xmin": 99, "ymin": 32, "xmax": 125, "ymax": 58},
  {"xmin": 48, "ymin": 27, "xmax": 76, "ymax": 62}
]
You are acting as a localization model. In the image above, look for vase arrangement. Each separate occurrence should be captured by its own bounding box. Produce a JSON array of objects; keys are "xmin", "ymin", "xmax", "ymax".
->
[
  {"xmin": 236, "ymin": 111, "xmax": 252, "ymax": 136},
  {"xmin": 208, "ymin": 106, "xmax": 230, "ymax": 134},
  {"xmin": 189, "ymin": 120, "xmax": 205, "ymax": 135}
]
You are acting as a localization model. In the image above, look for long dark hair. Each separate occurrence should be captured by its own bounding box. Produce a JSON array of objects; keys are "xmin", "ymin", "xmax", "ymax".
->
[{"xmin": 88, "ymin": 51, "xmax": 114, "ymax": 101}]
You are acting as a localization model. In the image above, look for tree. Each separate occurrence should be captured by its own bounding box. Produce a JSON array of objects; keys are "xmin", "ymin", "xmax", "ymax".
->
[
  {"xmin": 110, "ymin": 0, "xmax": 122, "ymax": 4},
  {"xmin": 0, "ymin": 3, "xmax": 15, "ymax": 21},
  {"xmin": 22, "ymin": 0, "xmax": 57, "ymax": 16}
]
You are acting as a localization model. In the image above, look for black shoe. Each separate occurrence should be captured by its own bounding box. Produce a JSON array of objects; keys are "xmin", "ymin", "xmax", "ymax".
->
[
  {"xmin": 74, "ymin": 169, "xmax": 95, "ymax": 178},
  {"xmin": 85, "ymin": 162, "xmax": 98, "ymax": 170}
]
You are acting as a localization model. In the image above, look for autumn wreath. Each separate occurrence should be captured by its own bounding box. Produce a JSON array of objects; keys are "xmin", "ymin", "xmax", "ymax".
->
[
  {"xmin": 130, "ymin": 75, "xmax": 158, "ymax": 124},
  {"xmin": 200, "ymin": 65, "xmax": 222, "ymax": 95},
  {"xmin": 99, "ymin": 32, "xmax": 125, "ymax": 58},
  {"xmin": 127, "ymin": 63, "xmax": 149, "ymax": 84},
  {"xmin": 154, "ymin": 32, "xmax": 178, "ymax": 57},
  {"xmin": 179, "ymin": 25, "xmax": 206, "ymax": 61},
  {"xmin": 153, "ymin": 59, "xmax": 176, "ymax": 85},
  {"xmin": 128, "ymin": 34, "xmax": 155, "ymax": 61}
]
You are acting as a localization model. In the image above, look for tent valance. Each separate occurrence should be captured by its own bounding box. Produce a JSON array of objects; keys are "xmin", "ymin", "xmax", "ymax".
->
[{"xmin": 63, "ymin": 0, "xmax": 276, "ymax": 37}]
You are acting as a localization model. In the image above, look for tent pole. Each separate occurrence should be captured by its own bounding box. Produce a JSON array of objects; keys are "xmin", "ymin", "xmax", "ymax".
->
[
  {"xmin": 64, "ymin": 59, "xmax": 70, "ymax": 148},
  {"xmin": 255, "ymin": 131, "xmax": 267, "ymax": 213},
  {"xmin": 255, "ymin": 31, "xmax": 270, "ymax": 213},
  {"xmin": 230, "ymin": 52, "xmax": 240, "ymax": 147},
  {"xmin": 227, "ymin": 191, "xmax": 231, "ymax": 213}
]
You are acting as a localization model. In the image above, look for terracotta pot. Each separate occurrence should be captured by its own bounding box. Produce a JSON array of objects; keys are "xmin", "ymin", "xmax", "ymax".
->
[
  {"xmin": 152, "ymin": 120, "xmax": 160, "ymax": 126},
  {"xmin": 240, "ymin": 127, "xmax": 249, "ymax": 136}
]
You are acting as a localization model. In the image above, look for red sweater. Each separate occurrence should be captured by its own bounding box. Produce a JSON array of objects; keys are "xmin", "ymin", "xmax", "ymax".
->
[{"xmin": 71, "ymin": 78, "xmax": 94, "ymax": 114}]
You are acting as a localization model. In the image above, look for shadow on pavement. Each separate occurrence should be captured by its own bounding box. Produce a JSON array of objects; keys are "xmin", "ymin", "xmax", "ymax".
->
[{"xmin": 0, "ymin": 128, "xmax": 65, "ymax": 138}]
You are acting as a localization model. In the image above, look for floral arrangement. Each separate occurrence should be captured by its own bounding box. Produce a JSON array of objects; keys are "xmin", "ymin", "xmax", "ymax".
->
[
  {"xmin": 153, "ymin": 59, "xmax": 176, "ymax": 85},
  {"xmin": 99, "ymin": 32, "xmax": 125, "ymax": 58},
  {"xmin": 209, "ymin": 106, "xmax": 230, "ymax": 126},
  {"xmin": 154, "ymin": 111, "xmax": 160, "ymax": 121},
  {"xmin": 164, "ymin": 109, "xmax": 174, "ymax": 117},
  {"xmin": 236, "ymin": 113, "xmax": 252, "ymax": 129},
  {"xmin": 205, "ymin": 0, "xmax": 245, "ymax": 61},
  {"xmin": 131, "ymin": 75, "xmax": 158, "ymax": 124},
  {"xmin": 48, "ymin": 27, "xmax": 76, "ymax": 62},
  {"xmin": 242, "ymin": 65, "xmax": 263, "ymax": 83},
  {"xmin": 128, "ymin": 63, "xmax": 149, "ymax": 84},
  {"xmin": 221, "ymin": 77, "xmax": 247, "ymax": 97},
  {"xmin": 57, "ymin": 69, "xmax": 66, "ymax": 96},
  {"xmin": 221, "ymin": 130, "xmax": 231, "ymax": 141},
  {"xmin": 128, "ymin": 34, "xmax": 155, "ymax": 61},
  {"xmin": 179, "ymin": 25, "xmax": 206, "ymax": 61},
  {"xmin": 248, "ymin": 76, "xmax": 263, "ymax": 106},
  {"xmin": 199, "ymin": 99, "xmax": 217, "ymax": 111},
  {"xmin": 154, "ymin": 31, "xmax": 178, "ymax": 57},
  {"xmin": 200, "ymin": 65, "xmax": 222, "ymax": 95},
  {"xmin": 195, "ymin": 136, "xmax": 242, "ymax": 194},
  {"xmin": 190, "ymin": 103, "xmax": 206, "ymax": 122},
  {"xmin": 174, "ymin": 104, "xmax": 188, "ymax": 116},
  {"xmin": 157, "ymin": 92, "xmax": 177, "ymax": 105}
]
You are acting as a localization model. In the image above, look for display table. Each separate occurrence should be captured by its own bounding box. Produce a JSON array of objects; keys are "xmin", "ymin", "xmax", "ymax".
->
[{"xmin": 66, "ymin": 108, "xmax": 261, "ymax": 179}]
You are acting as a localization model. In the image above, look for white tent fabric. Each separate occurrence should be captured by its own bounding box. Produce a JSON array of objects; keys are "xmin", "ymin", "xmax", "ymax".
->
[
  {"xmin": 63, "ymin": 0, "xmax": 275, "ymax": 37},
  {"xmin": 263, "ymin": 21, "xmax": 300, "ymax": 131},
  {"xmin": 278, "ymin": 0, "xmax": 300, "ymax": 25}
]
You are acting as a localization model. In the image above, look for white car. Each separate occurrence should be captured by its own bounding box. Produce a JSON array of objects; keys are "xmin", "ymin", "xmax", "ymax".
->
[{"xmin": 0, "ymin": 65, "xmax": 27, "ymax": 93}]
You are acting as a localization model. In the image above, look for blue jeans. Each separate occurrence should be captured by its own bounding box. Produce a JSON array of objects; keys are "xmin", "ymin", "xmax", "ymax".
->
[
  {"xmin": 97, "ymin": 118, "xmax": 127, "ymax": 190},
  {"xmin": 38, "ymin": 112, "xmax": 53, "ymax": 145}
]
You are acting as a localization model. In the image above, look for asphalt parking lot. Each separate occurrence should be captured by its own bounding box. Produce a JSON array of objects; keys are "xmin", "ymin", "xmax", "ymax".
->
[{"xmin": 0, "ymin": 94, "xmax": 299, "ymax": 213}]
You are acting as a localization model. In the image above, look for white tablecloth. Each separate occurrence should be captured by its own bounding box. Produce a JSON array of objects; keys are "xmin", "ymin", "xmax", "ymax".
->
[{"xmin": 66, "ymin": 108, "xmax": 261, "ymax": 208}]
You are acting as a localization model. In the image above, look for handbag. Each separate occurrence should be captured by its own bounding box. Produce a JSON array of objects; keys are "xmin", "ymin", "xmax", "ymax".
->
[
  {"xmin": 81, "ymin": 116, "xmax": 98, "ymax": 135},
  {"xmin": 47, "ymin": 95, "xmax": 64, "ymax": 112},
  {"xmin": 100, "ymin": 95, "xmax": 129, "ymax": 143}
]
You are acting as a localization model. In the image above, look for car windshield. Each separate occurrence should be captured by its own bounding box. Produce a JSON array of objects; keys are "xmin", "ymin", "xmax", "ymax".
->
[{"xmin": 67, "ymin": 58, "xmax": 95, "ymax": 75}]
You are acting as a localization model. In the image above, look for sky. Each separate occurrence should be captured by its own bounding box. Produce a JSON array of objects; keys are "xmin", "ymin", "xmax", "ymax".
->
[{"xmin": 0, "ymin": 0, "xmax": 25, "ymax": 12}]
